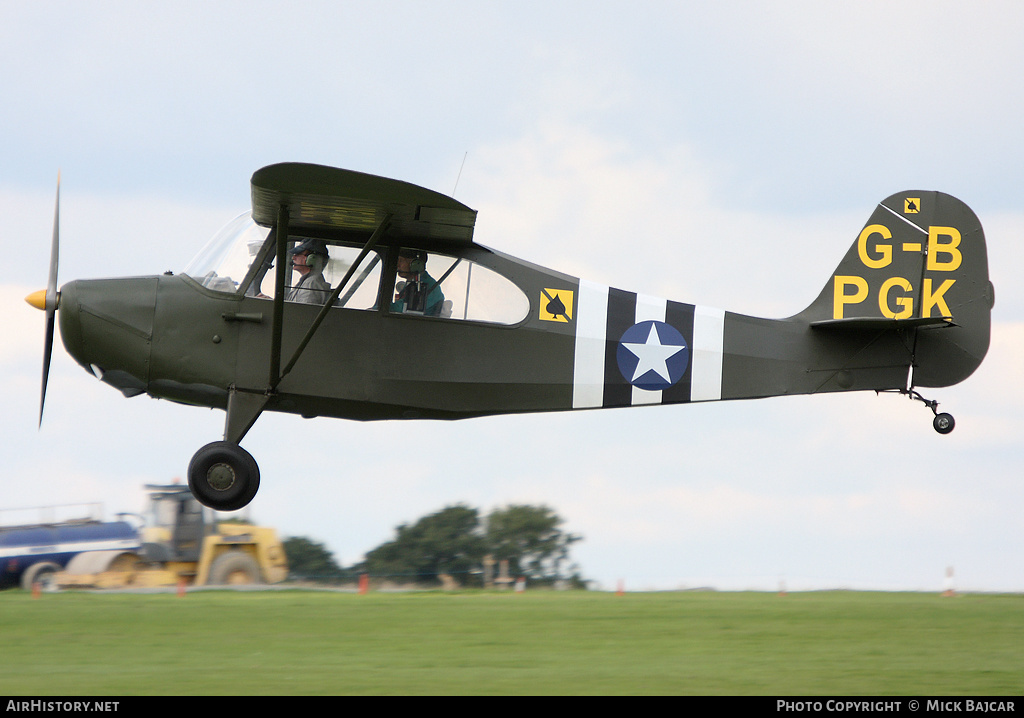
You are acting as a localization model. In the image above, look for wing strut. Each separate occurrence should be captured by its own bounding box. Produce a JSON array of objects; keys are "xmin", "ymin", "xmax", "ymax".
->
[
  {"xmin": 269, "ymin": 204, "xmax": 290, "ymax": 389},
  {"xmin": 273, "ymin": 213, "xmax": 392, "ymax": 388}
]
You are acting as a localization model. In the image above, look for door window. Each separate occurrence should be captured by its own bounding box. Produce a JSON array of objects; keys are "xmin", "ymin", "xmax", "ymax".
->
[{"xmin": 390, "ymin": 249, "xmax": 529, "ymax": 325}]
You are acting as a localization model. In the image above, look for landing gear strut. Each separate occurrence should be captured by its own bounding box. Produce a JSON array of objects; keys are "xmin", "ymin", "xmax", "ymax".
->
[{"xmin": 187, "ymin": 441, "xmax": 261, "ymax": 511}]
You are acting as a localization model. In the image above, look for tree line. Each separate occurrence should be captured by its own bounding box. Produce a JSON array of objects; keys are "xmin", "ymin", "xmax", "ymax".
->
[{"xmin": 283, "ymin": 503, "xmax": 584, "ymax": 588}]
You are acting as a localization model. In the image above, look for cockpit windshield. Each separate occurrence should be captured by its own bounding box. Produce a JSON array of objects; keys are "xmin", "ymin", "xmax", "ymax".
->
[{"xmin": 184, "ymin": 212, "xmax": 271, "ymax": 293}]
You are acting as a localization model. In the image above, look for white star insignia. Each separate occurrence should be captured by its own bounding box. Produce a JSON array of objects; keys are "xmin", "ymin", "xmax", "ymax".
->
[{"xmin": 622, "ymin": 324, "xmax": 686, "ymax": 383}]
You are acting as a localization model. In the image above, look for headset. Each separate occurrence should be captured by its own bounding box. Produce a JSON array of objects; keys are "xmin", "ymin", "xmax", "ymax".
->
[
  {"xmin": 304, "ymin": 251, "xmax": 326, "ymax": 271},
  {"xmin": 400, "ymin": 249, "xmax": 427, "ymax": 274},
  {"xmin": 290, "ymin": 238, "xmax": 330, "ymax": 272}
]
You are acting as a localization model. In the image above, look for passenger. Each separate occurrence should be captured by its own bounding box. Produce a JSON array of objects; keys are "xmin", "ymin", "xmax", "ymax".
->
[
  {"xmin": 287, "ymin": 239, "xmax": 331, "ymax": 304},
  {"xmin": 392, "ymin": 249, "xmax": 445, "ymax": 316}
]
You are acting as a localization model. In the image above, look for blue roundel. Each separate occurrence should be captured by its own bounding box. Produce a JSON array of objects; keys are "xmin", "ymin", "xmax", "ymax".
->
[{"xmin": 616, "ymin": 320, "xmax": 689, "ymax": 391}]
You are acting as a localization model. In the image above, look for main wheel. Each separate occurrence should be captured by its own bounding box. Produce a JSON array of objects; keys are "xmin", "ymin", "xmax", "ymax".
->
[
  {"xmin": 188, "ymin": 441, "xmax": 260, "ymax": 511},
  {"xmin": 933, "ymin": 412, "xmax": 955, "ymax": 435}
]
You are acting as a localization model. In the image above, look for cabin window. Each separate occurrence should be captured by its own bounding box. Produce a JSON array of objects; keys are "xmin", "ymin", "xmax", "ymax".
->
[
  {"xmin": 390, "ymin": 248, "xmax": 529, "ymax": 325},
  {"xmin": 184, "ymin": 214, "xmax": 385, "ymax": 309},
  {"xmin": 184, "ymin": 215, "xmax": 525, "ymax": 322},
  {"xmin": 275, "ymin": 238, "xmax": 383, "ymax": 309}
]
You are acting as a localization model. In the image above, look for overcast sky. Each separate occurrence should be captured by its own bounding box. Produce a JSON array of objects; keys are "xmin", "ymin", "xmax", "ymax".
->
[{"xmin": 2, "ymin": 1, "xmax": 1022, "ymax": 591}]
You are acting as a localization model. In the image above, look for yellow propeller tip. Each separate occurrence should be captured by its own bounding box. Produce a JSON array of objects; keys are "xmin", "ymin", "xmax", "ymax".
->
[{"xmin": 25, "ymin": 289, "xmax": 47, "ymax": 311}]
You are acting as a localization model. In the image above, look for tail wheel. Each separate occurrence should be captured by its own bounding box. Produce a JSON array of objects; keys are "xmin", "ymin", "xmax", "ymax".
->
[
  {"xmin": 208, "ymin": 551, "xmax": 262, "ymax": 585},
  {"xmin": 188, "ymin": 441, "xmax": 260, "ymax": 511},
  {"xmin": 933, "ymin": 412, "xmax": 955, "ymax": 435},
  {"xmin": 890, "ymin": 389, "xmax": 957, "ymax": 436}
]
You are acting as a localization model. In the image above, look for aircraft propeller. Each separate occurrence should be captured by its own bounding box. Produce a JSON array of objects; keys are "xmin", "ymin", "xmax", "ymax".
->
[{"xmin": 24, "ymin": 174, "xmax": 61, "ymax": 427}]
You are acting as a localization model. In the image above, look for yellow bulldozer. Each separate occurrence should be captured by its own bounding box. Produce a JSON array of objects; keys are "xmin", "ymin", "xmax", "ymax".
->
[{"xmin": 55, "ymin": 484, "xmax": 288, "ymax": 589}]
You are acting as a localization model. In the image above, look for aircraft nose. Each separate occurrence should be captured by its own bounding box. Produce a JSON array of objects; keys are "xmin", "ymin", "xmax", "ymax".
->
[{"xmin": 57, "ymin": 278, "xmax": 157, "ymax": 397}]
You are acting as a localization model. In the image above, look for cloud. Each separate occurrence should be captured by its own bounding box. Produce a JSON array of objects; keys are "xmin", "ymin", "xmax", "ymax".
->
[{"xmin": 466, "ymin": 121, "xmax": 984, "ymax": 331}]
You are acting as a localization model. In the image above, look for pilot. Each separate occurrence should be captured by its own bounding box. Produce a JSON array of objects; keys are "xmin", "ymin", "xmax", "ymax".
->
[
  {"xmin": 392, "ymin": 249, "xmax": 445, "ymax": 316},
  {"xmin": 287, "ymin": 239, "xmax": 332, "ymax": 304}
]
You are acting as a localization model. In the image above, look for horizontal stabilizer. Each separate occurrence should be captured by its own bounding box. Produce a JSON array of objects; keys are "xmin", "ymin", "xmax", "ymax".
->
[{"xmin": 811, "ymin": 316, "xmax": 955, "ymax": 330}]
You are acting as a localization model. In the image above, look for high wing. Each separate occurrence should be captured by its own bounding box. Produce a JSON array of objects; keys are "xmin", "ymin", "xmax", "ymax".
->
[{"xmin": 250, "ymin": 162, "xmax": 477, "ymax": 243}]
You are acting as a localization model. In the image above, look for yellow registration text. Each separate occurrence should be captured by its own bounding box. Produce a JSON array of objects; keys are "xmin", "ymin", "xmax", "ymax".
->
[{"xmin": 832, "ymin": 224, "xmax": 961, "ymax": 319}]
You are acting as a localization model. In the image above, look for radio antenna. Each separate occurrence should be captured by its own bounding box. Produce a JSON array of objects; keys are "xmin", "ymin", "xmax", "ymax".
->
[{"xmin": 452, "ymin": 151, "xmax": 468, "ymax": 197}]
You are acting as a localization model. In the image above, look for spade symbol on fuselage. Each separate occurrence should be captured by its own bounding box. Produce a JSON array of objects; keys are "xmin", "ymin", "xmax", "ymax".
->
[{"xmin": 546, "ymin": 294, "xmax": 567, "ymax": 320}]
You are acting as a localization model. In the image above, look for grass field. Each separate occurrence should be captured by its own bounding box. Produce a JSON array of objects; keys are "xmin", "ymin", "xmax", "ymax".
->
[{"xmin": 0, "ymin": 588, "xmax": 1021, "ymax": 695}]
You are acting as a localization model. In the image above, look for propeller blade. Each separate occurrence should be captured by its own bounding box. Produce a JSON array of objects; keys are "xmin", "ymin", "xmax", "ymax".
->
[
  {"xmin": 40, "ymin": 312, "xmax": 55, "ymax": 428},
  {"xmin": 48, "ymin": 174, "xmax": 59, "ymax": 307},
  {"xmin": 39, "ymin": 174, "xmax": 60, "ymax": 427}
]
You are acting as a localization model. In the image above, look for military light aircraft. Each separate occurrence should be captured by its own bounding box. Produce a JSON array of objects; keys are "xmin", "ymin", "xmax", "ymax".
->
[{"xmin": 27, "ymin": 163, "xmax": 993, "ymax": 511}]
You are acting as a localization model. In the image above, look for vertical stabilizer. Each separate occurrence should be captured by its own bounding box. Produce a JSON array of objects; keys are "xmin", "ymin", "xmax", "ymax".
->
[{"xmin": 799, "ymin": 191, "xmax": 992, "ymax": 388}]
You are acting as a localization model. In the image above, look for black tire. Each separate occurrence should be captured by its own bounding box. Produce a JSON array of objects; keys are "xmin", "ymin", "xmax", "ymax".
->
[
  {"xmin": 933, "ymin": 412, "xmax": 955, "ymax": 435},
  {"xmin": 188, "ymin": 441, "xmax": 260, "ymax": 511},
  {"xmin": 208, "ymin": 551, "xmax": 262, "ymax": 585},
  {"xmin": 21, "ymin": 561, "xmax": 61, "ymax": 591}
]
